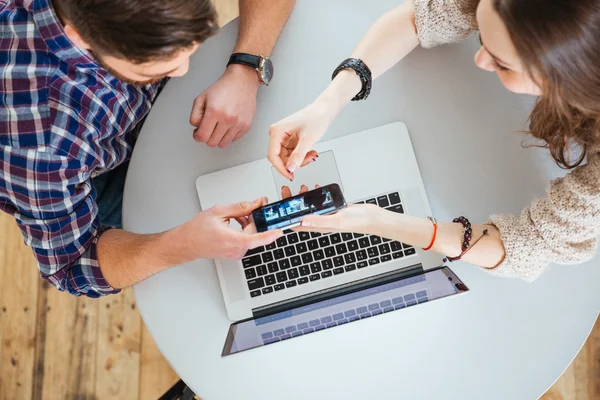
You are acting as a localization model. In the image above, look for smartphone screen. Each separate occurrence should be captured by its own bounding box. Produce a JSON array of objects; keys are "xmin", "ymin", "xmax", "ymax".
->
[{"xmin": 253, "ymin": 184, "xmax": 346, "ymax": 232}]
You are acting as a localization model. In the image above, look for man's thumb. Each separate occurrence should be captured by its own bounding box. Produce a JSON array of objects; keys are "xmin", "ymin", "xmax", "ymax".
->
[{"xmin": 220, "ymin": 197, "xmax": 266, "ymax": 218}]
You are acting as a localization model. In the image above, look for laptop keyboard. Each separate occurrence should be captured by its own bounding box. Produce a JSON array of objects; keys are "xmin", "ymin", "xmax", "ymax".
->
[
  {"xmin": 260, "ymin": 282, "xmax": 429, "ymax": 344},
  {"xmin": 242, "ymin": 191, "xmax": 417, "ymax": 298}
]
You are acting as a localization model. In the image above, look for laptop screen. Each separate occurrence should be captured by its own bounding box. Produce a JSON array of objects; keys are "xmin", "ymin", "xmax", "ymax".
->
[{"xmin": 222, "ymin": 266, "xmax": 467, "ymax": 356}]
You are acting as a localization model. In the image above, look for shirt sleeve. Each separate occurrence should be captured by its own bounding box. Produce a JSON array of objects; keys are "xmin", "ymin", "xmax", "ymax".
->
[
  {"xmin": 8, "ymin": 147, "xmax": 119, "ymax": 298},
  {"xmin": 413, "ymin": 0, "xmax": 478, "ymax": 48},
  {"xmin": 485, "ymin": 153, "xmax": 600, "ymax": 281}
]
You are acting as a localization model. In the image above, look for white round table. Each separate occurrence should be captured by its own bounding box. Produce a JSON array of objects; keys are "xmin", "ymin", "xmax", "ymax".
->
[{"xmin": 123, "ymin": 1, "xmax": 600, "ymax": 398}]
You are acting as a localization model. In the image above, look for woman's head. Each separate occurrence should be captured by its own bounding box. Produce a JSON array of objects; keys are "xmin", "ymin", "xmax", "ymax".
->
[{"xmin": 465, "ymin": 0, "xmax": 600, "ymax": 168}]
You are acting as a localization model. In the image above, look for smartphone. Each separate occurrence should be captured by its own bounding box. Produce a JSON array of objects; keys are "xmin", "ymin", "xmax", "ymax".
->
[{"xmin": 252, "ymin": 184, "xmax": 346, "ymax": 232}]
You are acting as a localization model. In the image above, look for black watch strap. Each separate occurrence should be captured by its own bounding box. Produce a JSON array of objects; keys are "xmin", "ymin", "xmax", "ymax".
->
[
  {"xmin": 227, "ymin": 53, "xmax": 261, "ymax": 69},
  {"xmin": 332, "ymin": 58, "xmax": 373, "ymax": 101}
]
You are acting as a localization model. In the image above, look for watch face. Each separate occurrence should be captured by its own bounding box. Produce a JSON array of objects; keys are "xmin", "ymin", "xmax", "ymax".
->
[{"xmin": 260, "ymin": 58, "xmax": 274, "ymax": 85}]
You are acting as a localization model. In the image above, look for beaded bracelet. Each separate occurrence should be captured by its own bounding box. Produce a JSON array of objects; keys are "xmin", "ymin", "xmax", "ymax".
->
[
  {"xmin": 332, "ymin": 58, "xmax": 372, "ymax": 101},
  {"xmin": 444, "ymin": 216, "xmax": 488, "ymax": 262}
]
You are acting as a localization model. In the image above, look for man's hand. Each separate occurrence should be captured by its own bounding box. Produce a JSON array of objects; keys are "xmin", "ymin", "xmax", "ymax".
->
[
  {"xmin": 175, "ymin": 197, "xmax": 282, "ymax": 261},
  {"xmin": 190, "ymin": 65, "xmax": 259, "ymax": 148}
]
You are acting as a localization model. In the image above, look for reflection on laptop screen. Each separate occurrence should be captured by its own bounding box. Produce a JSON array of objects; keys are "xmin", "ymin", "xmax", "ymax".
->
[{"xmin": 223, "ymin": 266, "xmax": 467, "ymax": 356}]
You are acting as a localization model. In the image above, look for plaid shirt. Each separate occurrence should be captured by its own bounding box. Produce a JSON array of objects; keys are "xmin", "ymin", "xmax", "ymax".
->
[{"xmin": 0, "ymin": 0, "xmax": 163, "ymax": 297}]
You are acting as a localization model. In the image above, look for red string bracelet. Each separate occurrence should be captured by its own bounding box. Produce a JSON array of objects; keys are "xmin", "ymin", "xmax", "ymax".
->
[{"xmin": 423, "ymin": 216, "xmax": 437, "ymax": 251}]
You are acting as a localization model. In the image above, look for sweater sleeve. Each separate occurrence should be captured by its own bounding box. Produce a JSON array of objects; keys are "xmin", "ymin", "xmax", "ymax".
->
[
  {"xmin": 413, "ymin": 0, "xmax": 478, "ymax": 48},
  {"xmin": 485, "ymin": 153, "xmax": 600, "ymax": 281}
]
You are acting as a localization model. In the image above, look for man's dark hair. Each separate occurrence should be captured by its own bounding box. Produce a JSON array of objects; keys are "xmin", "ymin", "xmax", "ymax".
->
[{"xmin": 55, "ymin": 0, "xmax": 218, "ymax": 63}]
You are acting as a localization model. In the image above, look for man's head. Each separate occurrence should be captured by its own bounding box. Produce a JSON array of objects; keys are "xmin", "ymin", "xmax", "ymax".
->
[{"xmin": 54, "ymin": 0, "xmax": 218, "ymax": 84}]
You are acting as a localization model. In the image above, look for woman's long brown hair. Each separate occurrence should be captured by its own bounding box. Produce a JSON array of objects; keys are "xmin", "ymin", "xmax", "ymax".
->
[{"xmin": 462, "ymin": 0, "xmax": 600, "ymax": 169}]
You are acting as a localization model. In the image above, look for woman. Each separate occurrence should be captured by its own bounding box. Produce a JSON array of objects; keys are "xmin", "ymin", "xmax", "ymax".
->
[{"xmin": 267, "ymin": 0, "xmax": 600, "ymax": 280}]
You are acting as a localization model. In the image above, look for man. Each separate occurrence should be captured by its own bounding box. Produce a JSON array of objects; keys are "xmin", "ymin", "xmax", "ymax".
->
[{"xmin": 0, "ymin": 0, "xmax": 293, "ymax": 297}]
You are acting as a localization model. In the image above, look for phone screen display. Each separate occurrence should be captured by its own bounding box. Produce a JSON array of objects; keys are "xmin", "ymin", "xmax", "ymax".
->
[{"xmin": 255, "ymin": 185, "xmax": 344, "ymax": 231}]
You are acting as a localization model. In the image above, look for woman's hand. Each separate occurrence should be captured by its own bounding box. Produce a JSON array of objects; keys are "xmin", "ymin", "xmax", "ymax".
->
[
  {"xmin": 297, "ymin": 203, "xmax": 382, "ymax": 235},
  {"xmin": 268, "ymin": 102, "xmax": 334, "ymax": 180}
]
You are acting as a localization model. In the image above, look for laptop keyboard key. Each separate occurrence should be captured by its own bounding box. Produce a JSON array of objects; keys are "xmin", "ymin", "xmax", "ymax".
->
[
  {"xmin": 276, "ymin": 236, "xmax": 288, "ymax": 247},
  {"xmin": 276, "ymin": 271, "xmax": 288, "ymax": 283},
  {"xmin": 274, "ymin": 284, "xmax": 285, "ymax": 291},
  {"xmin": 296, "ymin": 243, "xmax": 308, "ymax": 253},
  {"xmin": 299, "ymin": 232, "xmax": 310, "ymax": 241},
  {"xmin": 247, "ymin": 278, "xmax": 265, "ymax": 290},
  {"xmin": 367, "ymin": 247, "xmax": 379, "ymax": 258},
  {"xmin": 291, "ymin": 256, "xmax": 302, "ymax": 267},
  {"xmin": 330, "ymin": 234, "xmax": 342, "ymax": 244},
  {"xmin": 257, "ymin": 265, "xmax": 268, "ymax": 276},
  {"xmin": 344, "ymin": 253, "xmax": 356, "ymax": 264},
  {"xmin": 266, "ymin": 242, "xmax": 276, "ymax": 250},
  {"xmin": 250, "ymin": 290, "xmax": 261, "ymax": 298},
  {"xmin": 370, "ymin": 236, "xmax": 382, "ymax": 245},
  {"xmin": 333, "ymin": 267, "xmax": 344, "ymax": 275},
  {"xmin": 313, "ymin": 249, "xmax": 325, "ymax": 260},
  {"xmin": 288, "ymin": 268, "xmax": 299, "ymax": 279},
  {"xmin": 322, "ymin": 259, "xmax": 334, "ymax": 270},
  {"xmin": 285, "ymin": 280, "xmax": 297, "ymax": 288},
  {"xmin": 377, "ymin": 195, "xmax": 389, "ymax": 208},
  {"xmin": 245, "ymin": 268, "xmax": 256, "ymax": 279},
  {"xmin": 285, "ymin": 246, "xmax": 296, "ymax": 257},
  {"xmin": 366, "ymin": 198, "xmax": 377, "ymax": 205},
  {"xmin": 311, "ymin": 232, "xmax": 322, "ymax": 238},
  {"xmin": 359, "ymin": 237, "xmax": 370, "ymax": 248},
  {"xmin": 318, "ymin": 236, "xmax": 331, "ymax": 247},
  {"xmin": 279, "ymin": 259, "xmax": 291, "ymax": 269},
  {"xmin": 262, "ymin": 287, "xmax": 273, "ymax": 295},
  {"xmin": 308, "ymin": 239, "xmax": 319, "ymax": 251},
  {"xmin": 405, "ymin": 248, "xmax": 416, "ymax": 256},
  {"xmin": 369, "ymin": 258, "xmax": 380, "ymax": 266},
  {"xmin": 379, "ymin": 243, "xmax": 391, "ymax": 255},
  {"xmin": 356, "ymin": 250, "xmax": 368, "ymax": 261},
  {"xmin": 345, "ymin": 264, "xmax": 356, "ymax": 272},
  {"xmin": 299, "ymin": 265, "xmax": 310, "ymax": 276},
  {"xmin": 298, "ymin": 277, "xmax": 309, "ymax": 285},
  {"xmin": 242, "ymin": 255, "xmax": 262, "ymax": 268},
  {"xmin": 333, "ymin": 256, "xmax": 345, "ymax": 267},
  {"xmin": 321, "ymin": 271, "xmax": 333, "ymax": 278},
  {"xmin": 354, "ymin": 233, "xmax": 365, "ymax": 238},
  {"xmin": 288, "ymin": 233, "xmax": 299, "ymax": 244},
  {"xmin": 357, "ymin": 261, "xmax": 368, "ymax": 269},
  {"xmin": 392, "ymin": 252, "xmax": 404, "ymax": 259},
  {"xmin": 309, "ymin": 274, "xmax": 321, "ymax": 282},
  {"xmin": 245, "ymin": 246, "xmax": 264, "ymax": 256},
  {"xmin": 302, "ymin": 253, "xmax": 313, "ymax": 264},
  {"xmin": 262, "ymin": 252, "xmax": 274, "ymax": 263},
  {"xmin": 265, "ymin": 274, "xmax": 276, "ymax": 286},
  {"xmin": 381, "ymin": 255, "xmax": 392, "ymax": 263},
  {"xmin": 389, "ymin": 192, "xmax": 401, "ymax": 205},
  {"xmin": 335, "ymin": 243, "xmax": 348, "ymax": 254},
  {"xmin": 267, "ymin": 262, "xmax": 279, "ymax": 273},
  {"xmin": 342, "ymin": 233, "xmax": 353, "ymax": 241},
  {"xmin": 324, "ymin": 246, "xmax": 336, "ymax": 258},
  {"xmin": 387, "ymin": 204, "xmax": 404, "ymax": 214},
  {"xmin": 310, "ymin": 262, "xmax": 322, "ymax": 274},
  {"xmin": 347, "ymin": 240, "xmax": 359, "ymax": 252},
  {"xmin": 391, "ymin": 241, "xmax": 403, "ymax": 252},
  {"xmin": 273, "ymin": 249, "xmax": 285, "ymax": 260}
]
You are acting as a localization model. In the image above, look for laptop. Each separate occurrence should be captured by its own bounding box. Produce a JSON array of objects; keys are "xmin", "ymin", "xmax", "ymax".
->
[{"xmin": 195, "ymin": 122, "xmax": 469, "ymax": 353}]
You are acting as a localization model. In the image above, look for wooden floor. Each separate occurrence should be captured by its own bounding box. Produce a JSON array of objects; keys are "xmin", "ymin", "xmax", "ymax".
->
[{"xmin": 1, "ymin": 1, "xmax": 599, "ymax": 399}]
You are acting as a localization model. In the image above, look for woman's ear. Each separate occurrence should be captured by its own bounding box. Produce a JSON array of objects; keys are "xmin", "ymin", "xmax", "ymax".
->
[{"xmin": 63, "ymin": 24, "xmax": 92, "ymax": 50}]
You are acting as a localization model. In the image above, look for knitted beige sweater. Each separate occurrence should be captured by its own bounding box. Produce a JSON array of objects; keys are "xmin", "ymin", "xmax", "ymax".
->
[{"xmin": 414, "ymin": 0, "xmax": 600, "ymax": 281}]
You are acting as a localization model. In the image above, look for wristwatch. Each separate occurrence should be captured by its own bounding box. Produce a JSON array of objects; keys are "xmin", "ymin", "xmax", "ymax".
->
[{"xmin": 227, "ymin": 53, "xmax": 274, "ymax": 85}]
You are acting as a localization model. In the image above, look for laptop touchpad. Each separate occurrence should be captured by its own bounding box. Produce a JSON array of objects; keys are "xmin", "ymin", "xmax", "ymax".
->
[{"xmin": 271, "ymin": 151, "xmax": 344, "ymax": 200}]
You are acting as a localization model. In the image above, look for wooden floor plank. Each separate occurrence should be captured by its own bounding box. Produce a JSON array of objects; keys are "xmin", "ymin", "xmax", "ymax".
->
[
  {"xmin": 139, "ymin": 324, "xmax": 179, "ymax": 400},
  {"xmin": 95, "ymin": 289, "xmax": 142, "ymax": 400},
  {"xmin": 32, "ymin": 281, "xmax": 99, "ymax": 400},
  {"xmin": 0, "ymin": 214, "xmax": 39, "ymax": 400}
]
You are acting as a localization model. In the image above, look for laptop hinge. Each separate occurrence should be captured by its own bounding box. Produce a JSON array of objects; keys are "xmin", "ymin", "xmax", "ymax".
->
[{"xmin": 251, "ymin": 263, "xmax": 424, "ymax": 320}]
